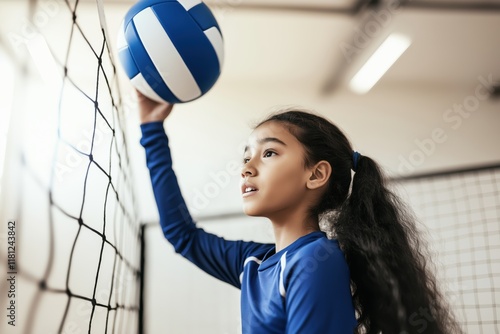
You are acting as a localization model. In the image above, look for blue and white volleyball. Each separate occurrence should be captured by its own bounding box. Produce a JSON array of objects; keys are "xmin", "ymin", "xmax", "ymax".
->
[{"xmin": 117, "ymin": 0, "xmax": 224, "ymax": 104}]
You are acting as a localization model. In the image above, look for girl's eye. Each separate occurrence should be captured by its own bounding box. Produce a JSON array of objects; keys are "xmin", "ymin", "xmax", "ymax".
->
[
  {"xmin": 242, "ymin": 150, "xmax": 276, "ymax": 164},
  {"xmin": 264, "ymin": 150, "xmax": 276, "ymax": 158}
]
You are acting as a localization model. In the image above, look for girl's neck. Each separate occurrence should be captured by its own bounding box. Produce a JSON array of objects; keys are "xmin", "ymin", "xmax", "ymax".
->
[{"xmin": 271, "ymin": 215, "xmax": 320, "ymax": 253}]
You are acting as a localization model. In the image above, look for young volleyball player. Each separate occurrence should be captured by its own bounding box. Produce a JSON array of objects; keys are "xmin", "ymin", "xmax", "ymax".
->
[{"xmin": 137, "ymin": 91, "xmax": 462, "ymax": 333}]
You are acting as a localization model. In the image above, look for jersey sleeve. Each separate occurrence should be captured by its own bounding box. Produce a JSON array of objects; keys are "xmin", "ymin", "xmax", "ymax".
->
[
  {"xmin": 140, "ymin": 121, "xmax": 271, "ymax": 289},
  {"xmin": 284, "ymin": 242, "xmax": 357, "ymax": 333}
]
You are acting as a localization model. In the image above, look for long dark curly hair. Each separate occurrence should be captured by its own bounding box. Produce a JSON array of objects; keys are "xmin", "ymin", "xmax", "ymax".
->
[{"xmin": 255, "ymin": 109, "xmax": 463, "ymax": 334}]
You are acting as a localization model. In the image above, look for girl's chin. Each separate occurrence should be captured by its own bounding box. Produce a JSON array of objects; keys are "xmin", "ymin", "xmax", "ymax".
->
[
  {"xmin": 242, "ymin": 205, "xmax": 263, "ymax": 217},
  {"xmin": 243, "ymin": 209, "xmax": 259, "ymax": 217}
]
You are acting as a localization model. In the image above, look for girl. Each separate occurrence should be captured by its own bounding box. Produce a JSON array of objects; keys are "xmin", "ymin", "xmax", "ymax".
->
[{"xmin": 137, "ymin": 91, "xmax": 462, "ymax": 333}]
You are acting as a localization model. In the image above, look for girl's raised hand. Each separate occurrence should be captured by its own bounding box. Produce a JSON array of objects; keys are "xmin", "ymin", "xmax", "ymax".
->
[{"xmin": 136, "ymin": 89, "xmax": 174, "ymax": 124}]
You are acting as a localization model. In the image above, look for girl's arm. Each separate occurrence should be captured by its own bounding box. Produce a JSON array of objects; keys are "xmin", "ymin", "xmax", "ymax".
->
[{"xmin": 138, "ymin": 92, "xmax": 271, "ymax": 288}]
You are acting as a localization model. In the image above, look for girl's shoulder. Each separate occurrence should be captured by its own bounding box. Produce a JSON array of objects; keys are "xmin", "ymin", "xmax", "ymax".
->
[
  {"xmin": 289, "ymin": 233, "xmax": 342, "ymax": 258},
  {"xmin": 285, "ymin": 235, "xmax": 349, "ymax": 275}
]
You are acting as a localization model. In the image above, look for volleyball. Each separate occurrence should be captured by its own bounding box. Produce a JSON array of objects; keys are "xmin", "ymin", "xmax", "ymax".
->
[{"xmin": 117, "ymin": 0, "xmax": 224, "ymax": 104}]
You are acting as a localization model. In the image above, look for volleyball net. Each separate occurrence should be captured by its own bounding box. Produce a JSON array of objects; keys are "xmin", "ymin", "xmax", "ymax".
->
[
  {"xmin": 0, "ymin": 0, "xmax": 142, "ymax": 333},
  {"xmin": 392, "ymin": 164, "xmax": 500, "ymax": 333}
]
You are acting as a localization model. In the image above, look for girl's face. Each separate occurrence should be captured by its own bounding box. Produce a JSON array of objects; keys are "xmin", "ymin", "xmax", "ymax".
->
[{"xmin": 240, "ymin": 121, "xmax": 312, "ymax": 218}]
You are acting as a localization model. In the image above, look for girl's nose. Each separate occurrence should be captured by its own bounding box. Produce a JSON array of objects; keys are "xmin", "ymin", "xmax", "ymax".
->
[{"xmin": 241, "ymin": 164, "xmax": 256, "ymax": 178}]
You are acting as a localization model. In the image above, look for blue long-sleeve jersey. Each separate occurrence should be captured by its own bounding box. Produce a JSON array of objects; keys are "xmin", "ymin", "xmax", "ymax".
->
[{"xmin": 140, "ymin": 121, "xmax": 358, "ymax": 333}]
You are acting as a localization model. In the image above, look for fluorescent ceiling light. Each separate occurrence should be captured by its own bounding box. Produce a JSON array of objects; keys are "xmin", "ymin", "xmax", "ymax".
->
[{"xmin": 349, "ymin": 33, "xmax": 411, "ymax": 94}]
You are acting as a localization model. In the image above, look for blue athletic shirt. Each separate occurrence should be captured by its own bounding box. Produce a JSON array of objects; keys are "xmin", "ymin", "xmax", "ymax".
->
[{"xmin": 140, "ymin": 121, "xmax": 358, "ymax": 333}]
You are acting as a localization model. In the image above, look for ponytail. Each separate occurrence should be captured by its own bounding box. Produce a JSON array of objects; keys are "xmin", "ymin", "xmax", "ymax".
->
[
  {"xmin": 255, "ymin": 109, "xmax": 463, "ymax": 334},
  {"xmin": 333, "ymin": 154, "xmax": 462, "ymax": 333}
]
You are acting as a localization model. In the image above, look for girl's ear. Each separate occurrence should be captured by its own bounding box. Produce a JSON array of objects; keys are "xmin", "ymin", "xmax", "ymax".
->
[{"xmin": 306, "ymin": 160, "xmax": 331, "ymax": 190}]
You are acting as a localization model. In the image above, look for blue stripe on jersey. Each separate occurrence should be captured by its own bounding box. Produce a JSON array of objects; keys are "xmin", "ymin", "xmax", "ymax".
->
[
  {"xmin": 118, "ymin": 46, "xmax": 140, "ymax": 79},
  {"xmin": 151, "ymin": 2, "xmax": 220, "ymax": 94},
  {"xmin": 125, "ymin": 20, "xmax": 181, "ymax": 104},
  {"xmin": 189, "ymin": 3, "xmax": 221, "ymax": 34}
]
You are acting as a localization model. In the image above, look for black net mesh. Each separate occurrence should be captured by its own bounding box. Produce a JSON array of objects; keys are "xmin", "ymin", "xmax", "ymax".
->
[{"xmin": 0, "ymin": 0, "xmax": 142, "ymax": 333}]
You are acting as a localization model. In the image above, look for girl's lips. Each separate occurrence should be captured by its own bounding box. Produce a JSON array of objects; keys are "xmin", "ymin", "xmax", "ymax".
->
[
  {"xmin": 242, "ymin": 189, "xmax": 259, "ymax": 198},
  {"xmin": 241, "ymin": 181, "xmax": 259, "ymax": 194}
]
